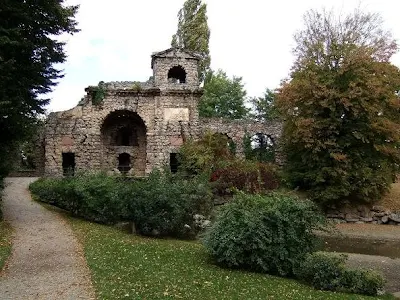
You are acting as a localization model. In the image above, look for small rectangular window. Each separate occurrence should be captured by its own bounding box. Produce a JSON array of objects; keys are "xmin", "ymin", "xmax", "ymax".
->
[
  {"xmin": 62, "ymin": 153, "xmax": 75, "ymax": 176},
  {"xmin": 170, "ymin": 153, "xmax": 179, "ymax": 173}
]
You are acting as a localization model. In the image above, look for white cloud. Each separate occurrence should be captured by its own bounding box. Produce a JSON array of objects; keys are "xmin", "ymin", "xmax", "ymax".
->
[{"xmin": 48, "ymin": 0, "xmax": 400, "ymax": 113}]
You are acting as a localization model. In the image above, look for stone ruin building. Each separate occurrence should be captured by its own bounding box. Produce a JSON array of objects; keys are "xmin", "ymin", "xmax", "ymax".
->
[{"xmin": 41, "ymin": 48, "xmax": 282, "ymax": 177}]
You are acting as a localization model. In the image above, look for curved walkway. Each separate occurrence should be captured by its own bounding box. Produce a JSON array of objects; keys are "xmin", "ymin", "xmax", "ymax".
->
[{"xmin": 0, "ymin": 178, "xmax": 94, "ymax": 300}]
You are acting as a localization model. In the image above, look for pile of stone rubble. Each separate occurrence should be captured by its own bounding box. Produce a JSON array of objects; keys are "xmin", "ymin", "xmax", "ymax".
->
[{"xmin": 326, "ymin": 205, "xmax": 400, "ymax": 225}]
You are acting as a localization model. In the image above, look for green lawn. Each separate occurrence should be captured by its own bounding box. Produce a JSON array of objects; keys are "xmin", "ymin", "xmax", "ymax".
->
[
  {"xmin": 0, "ymin": 221, "xmax": 12, "ymax": 270},
  {"xmin": 67, "ymin": 217, "xmax": 391, "ymax": 300}
]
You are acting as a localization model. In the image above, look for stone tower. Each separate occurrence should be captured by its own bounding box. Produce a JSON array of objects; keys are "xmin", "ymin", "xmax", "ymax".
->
[
  {"xmin": 41, "ymin": 48, "xmax": 282, "ymax": 177},
  {"xmin": 151, "ymin": 48, "xmax": 199, "ymax": 90},
  {"xmin": 43, "ymin": 48, "xmax": 203, "ymax": 177}
]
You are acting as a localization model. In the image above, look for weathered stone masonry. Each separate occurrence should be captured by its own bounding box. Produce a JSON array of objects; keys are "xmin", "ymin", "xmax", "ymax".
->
[{"xmin": 43, "ymin": 48, "xmax": 282, "ymax": 176}]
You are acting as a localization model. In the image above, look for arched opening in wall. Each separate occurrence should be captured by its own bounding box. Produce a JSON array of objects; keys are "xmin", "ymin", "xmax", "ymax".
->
[
  {"xmin": 118, "ymin": 153, "xmax": 131, "ymax": 174},
  {"xmin": 168, "ymin": 66, "xmax": 186, "ymax": 83},
  {"xmin": 212, "ymin": 132, "xmax": 236, "ymax": 155},
  {"xmin": 101, "ymin": 110, "xmax": 147, "ymax": 175},
  {"xmin": 248, "ymin": 133, "xmax": 276, "ymax": 162}
]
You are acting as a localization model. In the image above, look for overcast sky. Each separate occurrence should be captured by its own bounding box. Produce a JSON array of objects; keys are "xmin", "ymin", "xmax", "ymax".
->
[{"xmin": 48, "ymin": 0, "xmax": 400, "ymax": 112}]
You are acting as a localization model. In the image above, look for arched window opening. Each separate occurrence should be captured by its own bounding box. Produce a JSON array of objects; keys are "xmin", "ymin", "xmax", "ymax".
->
[
  {"xmin": 168, "ymin": 66, "xmax": 186, "ymax": 83},
  {"xmin": 248, "ymin": 133, "xmax": 276, "ymax": 162},
  {"xmin": 212, "ymin": 133, "xmax": 236, "ymax": 155},
  {"xmin": 118, "ymin": 153, "xmax": 131, "ymax": 174}
]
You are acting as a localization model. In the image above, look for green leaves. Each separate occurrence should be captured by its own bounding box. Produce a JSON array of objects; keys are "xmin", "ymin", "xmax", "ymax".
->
[
  {"xmin": 199, "ymin": 70, "xmax": 249, "ymax": 119},
  {"xmin": 203, "ymin": 192, "xmax": 326, "ymax": 277},
  {"xmin": 171, "ymin": 0, "xmax": 210, "ymax": 82},
  {"xmin": 250, "ymin": 88, "xmax": 280, "ymax": 121},
  {"xmin": 0, "ymin": 0, "xmax": 79, "ymax": 177},
  {"xmin": 278, "ymin": 8, "xmax": 400, "ymax": 205}
]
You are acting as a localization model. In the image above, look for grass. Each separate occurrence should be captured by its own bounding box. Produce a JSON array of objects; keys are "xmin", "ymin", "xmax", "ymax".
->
[
  {"xmin": 67, "ymin": 217, "xmax": 392, "ymax": 300},
  {"xmin": 0, "ymin": 220, "xmax": 12, "ymax": 270}
]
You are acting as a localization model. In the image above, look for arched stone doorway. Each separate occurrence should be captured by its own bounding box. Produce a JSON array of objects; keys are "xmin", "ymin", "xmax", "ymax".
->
[{"xmin": 101, "ymin": 110, "xmax": 146, "ymax": 176}]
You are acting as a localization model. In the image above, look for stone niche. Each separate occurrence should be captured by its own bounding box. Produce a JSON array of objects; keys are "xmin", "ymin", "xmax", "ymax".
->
[{"xmin": 101, "ymin": 110, "xmax": 147, "ymax": 176}]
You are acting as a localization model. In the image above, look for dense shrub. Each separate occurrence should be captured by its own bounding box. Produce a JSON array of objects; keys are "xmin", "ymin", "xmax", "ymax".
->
[
  {"xmin": 202, "ymin": 192, "xmax": 326, "ymax": 276},
  {"xmin": 30, "ymin": 174, "xmax": 128, "ymax": 224},
  {"xmin": 341, "ymin": 268, "xmax": 385, "ymax": 296},
  {"xmin": 30, "ymin": 171, "xmax": 214, "ymax": 238},
  {"xmin": 210, "ymin": 160, "xmax": 280, "ymax": 196},
  {"xmin": 124, "ymin": 171, "xmax": 213, "ymax": 238},
  {"xmin": 296, "ymin": 252, "xmax": 385, "ymax": 296},
  {"xmin": 178, "ymin": 131, "xmax": 235, "ymax": 175},
  {"xmin": 294, "ymin": 252, "xmax": 347, "ymax": 291}
]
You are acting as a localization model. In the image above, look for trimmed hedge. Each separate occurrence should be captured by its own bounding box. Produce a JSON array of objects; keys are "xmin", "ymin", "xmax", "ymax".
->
[
  {"xmin": 29, "ymin": 171, "xmax": 213, "ymax": 239},
  {"xmin": 202, "ymin": 192, "xmax": 326, "ymax": 277},
  {"xmin": 30, "ymin": 174, "xmax": 126, "ymax": 224}
]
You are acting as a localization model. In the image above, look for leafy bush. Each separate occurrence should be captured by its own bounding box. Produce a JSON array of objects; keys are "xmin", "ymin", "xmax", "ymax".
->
[
  {"xmin": 340, "ymin": 268, "xmax": 385, "ymax": 296},
  {"xmin": 30, "ymin": 171, "xmax": 214, "ymax": 238},
  {"xmin": 294, "ymin": 252, "xmax": 347, "ymax": 291},
  {"xmin": 296, "ymin": 252, "xmax": 385, "ymax": 296},
  {"xmin": 202, "ymin": 192, "xmax": 326, "ymax": 276},
  {"xmin": 124, "ymin": 171, "xmax": 213, "ymax": 238},
  {"xmin": 178, "ymin": 131, "xmax": 234, "ymax": 175},
  {"xmin": 30, "ymin": 173, "xmax": 128, "ymax": 224},
  {"xmin": 210, "ymin": 160, "xmax": 280, "ymax": 196}
]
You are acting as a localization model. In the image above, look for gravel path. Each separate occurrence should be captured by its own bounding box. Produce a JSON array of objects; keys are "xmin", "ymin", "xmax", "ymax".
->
[{"xmin": 0, "ymin": 177, "xmax": 95, "ymax": 300}]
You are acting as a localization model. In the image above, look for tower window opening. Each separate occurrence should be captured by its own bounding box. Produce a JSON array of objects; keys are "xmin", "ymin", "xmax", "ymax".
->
[{"xmin": 168, "ymin": 66, "xmax": 186, "ymax": 83}]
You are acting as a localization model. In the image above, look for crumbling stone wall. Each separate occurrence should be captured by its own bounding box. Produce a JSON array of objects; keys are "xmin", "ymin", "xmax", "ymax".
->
[
  {"xmin": 199, "ymin": 118, "xmax": 283, "ymax": 162},
  {"xmin": 42, "ymin": 48, "xmax": 284, "ymax": 176},
  {"xmin": 44, "ymin": 49, "xmax": 202, "ymax": 176}
]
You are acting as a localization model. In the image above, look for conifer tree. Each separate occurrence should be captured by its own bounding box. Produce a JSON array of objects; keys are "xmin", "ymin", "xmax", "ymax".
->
[{"xmin": 171, "ymin": 0, "xmax": 211, "ymax": 82}]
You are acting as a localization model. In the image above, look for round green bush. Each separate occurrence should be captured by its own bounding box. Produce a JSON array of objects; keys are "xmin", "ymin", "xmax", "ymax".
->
[
  {"xmin": 295, "ymin": 251, "xmax": 347, "ymax": 291},
  {"xmin": 202, "ymin": 192, "xmax": 326, "ymax": 276},
  {"xmin": 124, "ymin": 171, "xmax": 214, "ymax": 238},
  {"xmin": 296, "ymin": 252, "xmax": 385, "ymax": 296}
]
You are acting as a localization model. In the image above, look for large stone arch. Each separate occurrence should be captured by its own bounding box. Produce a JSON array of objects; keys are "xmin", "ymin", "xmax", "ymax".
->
[
  {"xmin": 100, "ymin": 110, "xmax": 147, "ymax": 176},
  {"xmin": 199, "ymin": 118, "xmax": 283, "ymax": 163}
]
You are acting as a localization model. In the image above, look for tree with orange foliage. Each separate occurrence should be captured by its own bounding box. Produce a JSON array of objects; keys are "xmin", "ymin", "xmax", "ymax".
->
[{"xmin": 277, "ymin": 8, "xmax": 400, "ymax": 205}]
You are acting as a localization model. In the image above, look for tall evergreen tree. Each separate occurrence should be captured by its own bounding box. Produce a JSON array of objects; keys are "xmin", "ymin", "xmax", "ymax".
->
[
  {"xmin": 277, "ymin": 9, "xmax": 400, "ymax": 205},
  {"xmin": 0, "ymin": 0, "xmax": 79, "ymax": 179},
  {"xmin": 171, "ymin": 0, "xmax": 210, "ymax": 82}
]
